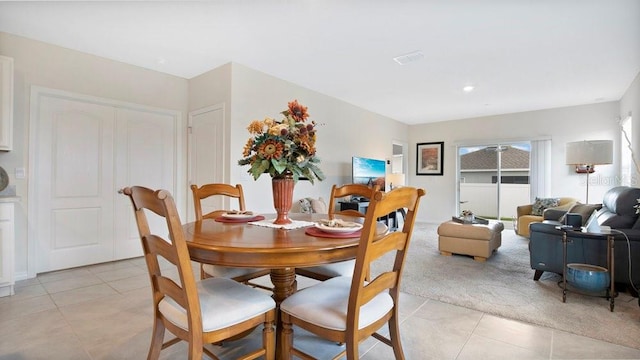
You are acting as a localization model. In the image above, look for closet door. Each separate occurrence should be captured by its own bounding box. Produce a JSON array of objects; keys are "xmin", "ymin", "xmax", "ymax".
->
[
  {"xmin": 35, "ymin": 95, "xmax": 116, "ymax": 272},
  {"xmin": 114, "ymin": 107, "xmax": 176, "ymax": 260},
  {"xmin": 31, "ymin": 89, "xmax": 178, "ymax": 273}
]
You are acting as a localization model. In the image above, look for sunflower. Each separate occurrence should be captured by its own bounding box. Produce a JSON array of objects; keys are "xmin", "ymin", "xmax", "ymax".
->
[
  {"xmin": 258, "ymin": 139, "xmax": 284, "ymax": 160},
  {"xmin": 287, "ymin": 100, "xmax": 309, "ymax": 122}
]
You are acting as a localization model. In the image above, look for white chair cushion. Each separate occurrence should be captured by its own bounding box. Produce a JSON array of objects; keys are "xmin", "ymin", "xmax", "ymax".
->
[
  {"xmin": 159, "ymin": 277, "xmax": 275, "ymax": 332},
  {"xmin": 202, "ymin": 264, "xmax": 267, "ymax": 279},
  {"xmin": 280, "ymin": 276, "xmax": 393, "ymax": 331},
  {"xmin": 301, "ymin": 260, "xmax": 355, "ymax": 277}
]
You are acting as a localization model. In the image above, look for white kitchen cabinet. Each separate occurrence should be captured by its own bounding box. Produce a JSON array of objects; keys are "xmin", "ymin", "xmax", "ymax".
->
[
  {"xmin": 0, "ymin": 200, "xmax": 15, "ymax": 297},
  {"xmin": 0, "ymin": 56, "xmax": 14, "ymax": 151}
]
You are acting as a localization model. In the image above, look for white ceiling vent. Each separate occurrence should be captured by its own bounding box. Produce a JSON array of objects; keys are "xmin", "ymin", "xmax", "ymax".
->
[{"xmin": 393, "ymin": 50, "xmax": 424, "ymax": 65}]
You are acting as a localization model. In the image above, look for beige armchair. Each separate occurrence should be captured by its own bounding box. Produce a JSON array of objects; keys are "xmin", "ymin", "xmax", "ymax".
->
[{"xmin": 515, "ymin": 197, "xmax": 578, "ymax": 237}]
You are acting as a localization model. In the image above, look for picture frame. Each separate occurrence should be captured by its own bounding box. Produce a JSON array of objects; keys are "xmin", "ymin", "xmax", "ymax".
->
[{"xmin": 416, "ymin": 141, "xmax": 444, "ymax": 175}]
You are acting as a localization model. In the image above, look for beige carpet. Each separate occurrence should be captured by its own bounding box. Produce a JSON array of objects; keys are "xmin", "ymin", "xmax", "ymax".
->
[{"xmin": 372, "ymin": 222, "xmax": 640, "ymax": 350}]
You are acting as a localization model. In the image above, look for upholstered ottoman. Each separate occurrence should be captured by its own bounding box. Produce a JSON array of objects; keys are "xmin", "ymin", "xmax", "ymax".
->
[{"xmin": 437, "ymin": 221, "xmax": 504, "ymax": 262}]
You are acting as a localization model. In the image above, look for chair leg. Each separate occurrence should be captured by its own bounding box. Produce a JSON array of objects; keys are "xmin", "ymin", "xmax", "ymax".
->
[
  {"xmin": 148, "ymin": 319, "xmax": 165, "ymax": 360},
  {"xmin": 388, "ymin": 313, "xmax": 405, "ymax": 360},
  {"xmin": 263, "ymin": 313, "xmax": 276, "ymax": 360},
  {"xmin": 281, "ymin": 313, "xmax": 294, "ymax": 359}
]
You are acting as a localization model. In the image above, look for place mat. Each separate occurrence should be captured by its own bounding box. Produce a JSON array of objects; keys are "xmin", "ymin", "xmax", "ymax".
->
[
  {"xmin": 305, "ymin": 226, "xmax": 362, "ymax": 239},
  {"xmin": 215, "ymin": 215, "xmax": 265, "ymax": 223},
  {"xmin": 249, "ymin": 219, "xmax": 315, "ymax": 230}
]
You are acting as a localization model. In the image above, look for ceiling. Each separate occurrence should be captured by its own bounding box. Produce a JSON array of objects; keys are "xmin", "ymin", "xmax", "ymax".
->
[{"xmin": 1, "ymin": 1, "xmax": 639, "ymax": 125}]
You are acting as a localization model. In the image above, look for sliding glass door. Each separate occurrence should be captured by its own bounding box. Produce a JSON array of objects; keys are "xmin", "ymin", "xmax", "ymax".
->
[{"xmin": 457, "ymin": 142, "xmax": 531, "ymax": 222}]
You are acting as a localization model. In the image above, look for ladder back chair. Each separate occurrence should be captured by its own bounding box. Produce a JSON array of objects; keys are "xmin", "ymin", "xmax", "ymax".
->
[
  {"xmin": 122, "ymin": 186, "xmax": 276, "ymax": 360},
  {"xmin": 280, "ymin": 186, "xmax": 426, "ymax": 360},
  {"xmin": 191, "ymin": 183, "xmax": 271, "ymax": 287},
  {"xmin": 295, "ymin": 183, "xmax": 379, "ymax": 281}
]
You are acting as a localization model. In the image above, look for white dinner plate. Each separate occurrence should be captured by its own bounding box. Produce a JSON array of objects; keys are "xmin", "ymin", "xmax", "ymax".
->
[
  {"xmin": 314, "ymin": 222, "xmax": 363, "ymax": 234},
  {"xmin": 221, "ymin": 212, "xmax": 257, "ymax": 220}
]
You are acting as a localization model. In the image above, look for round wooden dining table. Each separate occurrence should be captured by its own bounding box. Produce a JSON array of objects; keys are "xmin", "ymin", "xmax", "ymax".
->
[
  {"xmin": 183, "ymin": 213, "xmax": 370, "ymax": 301},
  {"xmin": 183, "ymin": 213, "xmax": 374, "ymax": 357}
]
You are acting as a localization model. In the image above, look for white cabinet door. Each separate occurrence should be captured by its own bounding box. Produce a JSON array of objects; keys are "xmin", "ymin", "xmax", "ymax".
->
[
  {"xmin": 0, "ymin": 202, "xmax": 15, "ymax": 297},
  {"xmin": 0, "ymin": 56, "xmax": 14, "ymax": 151},
  {"xmin": 35, "ymin": 95, "xmax": 116, "ymax": 272},
  {"xmin": 31, "ymin": 89, "xmax": 178, "ymax": 273},
  {"xmin": 187, "ymin": 104, "xmax": 225, "ymax": 222}
]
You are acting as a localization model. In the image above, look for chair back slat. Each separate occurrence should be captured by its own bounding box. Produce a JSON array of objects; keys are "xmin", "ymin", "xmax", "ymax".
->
[
  {"xmin": 328, "ymin": 183, "xmax": 380, "ymax": 218},
  {"xmin": 191, "ymin": 183, "xmax": 245, "ymax": 220}
]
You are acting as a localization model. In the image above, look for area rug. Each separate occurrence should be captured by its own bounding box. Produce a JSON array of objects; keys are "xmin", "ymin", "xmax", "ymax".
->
[{"xmin": 372, "ymin": 222, "xmax": 640, "ymax": 350}]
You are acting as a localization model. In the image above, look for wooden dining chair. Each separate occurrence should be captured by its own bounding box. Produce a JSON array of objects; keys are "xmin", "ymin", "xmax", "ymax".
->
[
  {"xmin": 295, "ymin": 183, "xmax": 379, "ymax": 281},
  {"xmin": 191, "ymin": 183, "xmax": 271, "ymax": 287},
  {"xmin": 122, "ymin": 186, "xmax": 276, "ymax": 360},
  {"xmin": 280, "ymin": 186, "xmax": 425, "ymax": 360}
]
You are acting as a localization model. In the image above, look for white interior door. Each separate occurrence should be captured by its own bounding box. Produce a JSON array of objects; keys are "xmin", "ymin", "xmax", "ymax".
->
[
  {"xmin": 35, "ymin": 95, "xmax": 116, "ymax": 272},
  {"xmin": 113, "ymin": 107, "xmax": 176, "ymax": 260},
  {"xmin": 31, "ymin": 89, "xmax": 178, "ymax": 273},
  {"xmin": 187, "ymin": 104, "xmax": 225, "ymax": 222}
]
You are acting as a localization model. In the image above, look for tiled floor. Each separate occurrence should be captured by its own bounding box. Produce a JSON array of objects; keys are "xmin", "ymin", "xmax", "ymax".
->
[{"xmin": 1, "ymin": 258, "xmax": 639, "ymax": 360}]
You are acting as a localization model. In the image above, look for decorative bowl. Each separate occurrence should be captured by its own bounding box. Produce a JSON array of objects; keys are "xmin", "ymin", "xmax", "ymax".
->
[{"xmin": 566, "ymin": 263, "xmax": 610, "ymax": 292}]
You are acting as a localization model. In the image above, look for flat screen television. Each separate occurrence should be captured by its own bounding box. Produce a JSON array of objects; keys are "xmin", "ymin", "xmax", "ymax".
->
[{"xmin": 352, "ymin": 156, "xmax": 386, "ymax": 192}]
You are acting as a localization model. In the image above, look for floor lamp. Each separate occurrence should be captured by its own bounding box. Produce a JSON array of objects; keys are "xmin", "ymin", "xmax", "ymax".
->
[{"xmin": 566, "ymin": 140, "xmax": 613, "ymax": 203}]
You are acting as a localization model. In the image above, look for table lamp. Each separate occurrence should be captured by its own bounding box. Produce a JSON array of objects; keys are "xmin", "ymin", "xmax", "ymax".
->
[
  {"xmin": 565, "ymin": 140, "xmax": 613, "ymax": 203},
  {"xmin": 387, "ymin": 173, "xmax": 405, "ymax": 190}
]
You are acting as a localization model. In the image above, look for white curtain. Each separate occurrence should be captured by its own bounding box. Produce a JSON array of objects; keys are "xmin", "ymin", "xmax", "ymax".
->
[{"xmin": 529, "ymin": 139, "xmax": 551, "ymax": 201}]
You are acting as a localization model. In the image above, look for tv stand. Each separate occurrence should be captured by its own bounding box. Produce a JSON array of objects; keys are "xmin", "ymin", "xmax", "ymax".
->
[{"xmin": 339, "ymin": 201, "xmax": 403, "ymax": 231}]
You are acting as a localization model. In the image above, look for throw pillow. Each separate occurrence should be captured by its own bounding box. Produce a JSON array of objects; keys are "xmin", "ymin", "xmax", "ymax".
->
[
  {"xmin": 531, "ymin": 197, "xmax": 560, "ymax": 216},
  {"xmin": 310, "ymin": 197, "xmax": 327, "ymax": 214},
  {"xmin": 560, "ymin": 203, "xmax": 603, "ymax": 226}
]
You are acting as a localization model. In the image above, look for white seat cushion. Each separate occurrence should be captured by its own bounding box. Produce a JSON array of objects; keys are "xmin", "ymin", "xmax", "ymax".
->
[
  {"xmin": 202, "ymin": 264, "xmax": 267, "ymax": 279},
  {"xmin": 159, "ymin": 277, "xmax": 275, "ymax": 332},
  {"xmin": 280, "ymin": 276, "xmax": 393, "ymax": 331},
  {"xmin": 301, "ymin": 260, "xmax": 355, "ymax": 278}
]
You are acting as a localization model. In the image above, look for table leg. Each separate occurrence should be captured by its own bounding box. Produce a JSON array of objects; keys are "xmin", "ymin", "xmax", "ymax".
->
[{"xmin": 270, "ymin": 268, "xmax": 296, "ymax": 359}]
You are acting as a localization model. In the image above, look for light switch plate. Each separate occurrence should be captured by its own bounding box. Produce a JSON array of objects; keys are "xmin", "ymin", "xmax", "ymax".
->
[{"xmin": 15, "ymin": 167, "xmax": 25, "ymax": 179}]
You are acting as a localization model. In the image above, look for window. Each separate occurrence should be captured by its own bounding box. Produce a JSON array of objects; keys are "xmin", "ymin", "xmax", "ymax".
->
[{"xmin": 620, "ymin": 115, "xmax": 633, "ymax": 186}]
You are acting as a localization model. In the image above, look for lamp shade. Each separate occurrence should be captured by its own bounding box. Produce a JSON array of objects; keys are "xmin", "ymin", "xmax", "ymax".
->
[
  {"xmin": 565, "ymin": 140, "xmax": 613, "ymax": 165},
  {"xmin": 387, "ymin": 173, "xmax": 405, "ymax": 189}
]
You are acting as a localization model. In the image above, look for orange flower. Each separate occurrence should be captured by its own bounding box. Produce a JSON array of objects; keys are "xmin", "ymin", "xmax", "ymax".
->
[
  {"xmin": 258, "ymin": 139, "xmax": 284, "ymax": 160},
  {"xmin": 242, "ymin": 138, "xmax": 254, "ymax": 157},
  {"xmin": 287, "ymin": 100, "xmax": 309, "ymax": 122},
  {"xmin": 247, "ymin": 120, "xmax": 264, "ymax": 134}
]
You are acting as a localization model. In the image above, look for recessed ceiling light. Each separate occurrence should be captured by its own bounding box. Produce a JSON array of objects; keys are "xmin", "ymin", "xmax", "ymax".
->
[
  {"xmin": 393, "ymin": 51, "xmax": 424, "ymax": 65},
  {"xmin": 463, "ymin": 85, "xmax": 475, "ymax": 92},
  {"xmin": 156, "ymin": 57, "xmax": 167, "ymax": 65}
]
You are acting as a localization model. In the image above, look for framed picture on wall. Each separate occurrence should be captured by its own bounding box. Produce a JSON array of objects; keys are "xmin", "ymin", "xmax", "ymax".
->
[{"xmin": 416, "ymin": 142, "xmax": 444, "ymax": 176}]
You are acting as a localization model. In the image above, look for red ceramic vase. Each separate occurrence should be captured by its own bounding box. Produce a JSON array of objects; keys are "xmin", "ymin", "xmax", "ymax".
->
[{"xmin": 272, "ymin": 172, "xmax": 295, "ymax": 225}]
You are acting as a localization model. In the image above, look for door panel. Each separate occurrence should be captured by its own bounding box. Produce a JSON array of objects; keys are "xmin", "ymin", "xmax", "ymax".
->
[
  {"xmin": 36, "ymin": 96, "xmax": 115, "ymax": 272},
  {"xmin": 114, "ymin": 108, "xmax": 176, "ymax": 260},
  {"xmin": 187, "ymin": 105, "xmax": 225, "ymax": 222}
]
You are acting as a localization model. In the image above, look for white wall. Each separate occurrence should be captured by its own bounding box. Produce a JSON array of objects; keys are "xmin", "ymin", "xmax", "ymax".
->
[
  {"xmin": 620, "ymin": 71, "xmax": 640, "ymax": 179},
  {"xmin": 0, "ymin": 32, "xmax": 189, "ymax": 278},
  {"xmin": 409, "ymin": 102, "xmax": 622, "ymax": 223},
  {"xmin": 228, "ymin": 63, "xmax": 409, "ymax": 213}
]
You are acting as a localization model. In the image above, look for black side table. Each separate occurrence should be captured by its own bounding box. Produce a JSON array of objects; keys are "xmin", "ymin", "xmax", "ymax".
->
[{"xmin": 557, "ymin": 226, "xmax": 615, "ymax": 311}]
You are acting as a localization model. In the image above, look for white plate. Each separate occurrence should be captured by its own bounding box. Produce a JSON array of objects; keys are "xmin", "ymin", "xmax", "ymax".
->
[
  {"xmin": 314, "ymin": 222, "xmax": 363, "ymax": 234},
  {"xmin": 221, "ymin": 212, "xmax": 257, "ymax": 220}
]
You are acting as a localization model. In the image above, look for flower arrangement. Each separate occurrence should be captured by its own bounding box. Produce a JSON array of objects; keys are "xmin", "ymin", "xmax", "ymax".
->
[{"xmin": 238, "ymin": 100, "xmax": 325, "ymax": 184}]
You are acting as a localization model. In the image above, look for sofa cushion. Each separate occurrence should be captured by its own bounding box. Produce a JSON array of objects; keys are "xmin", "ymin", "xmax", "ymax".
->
[
  {"xmin": 559, "ymin": 203, "xmax": 602, "ymax": 226},
  {"xmin": 531, "ymin": 197, "xmax": 560, "ymax": 216},
  {"xmin": 601, "ymin": 186, "xmax": 640, "ymax": 217}
]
